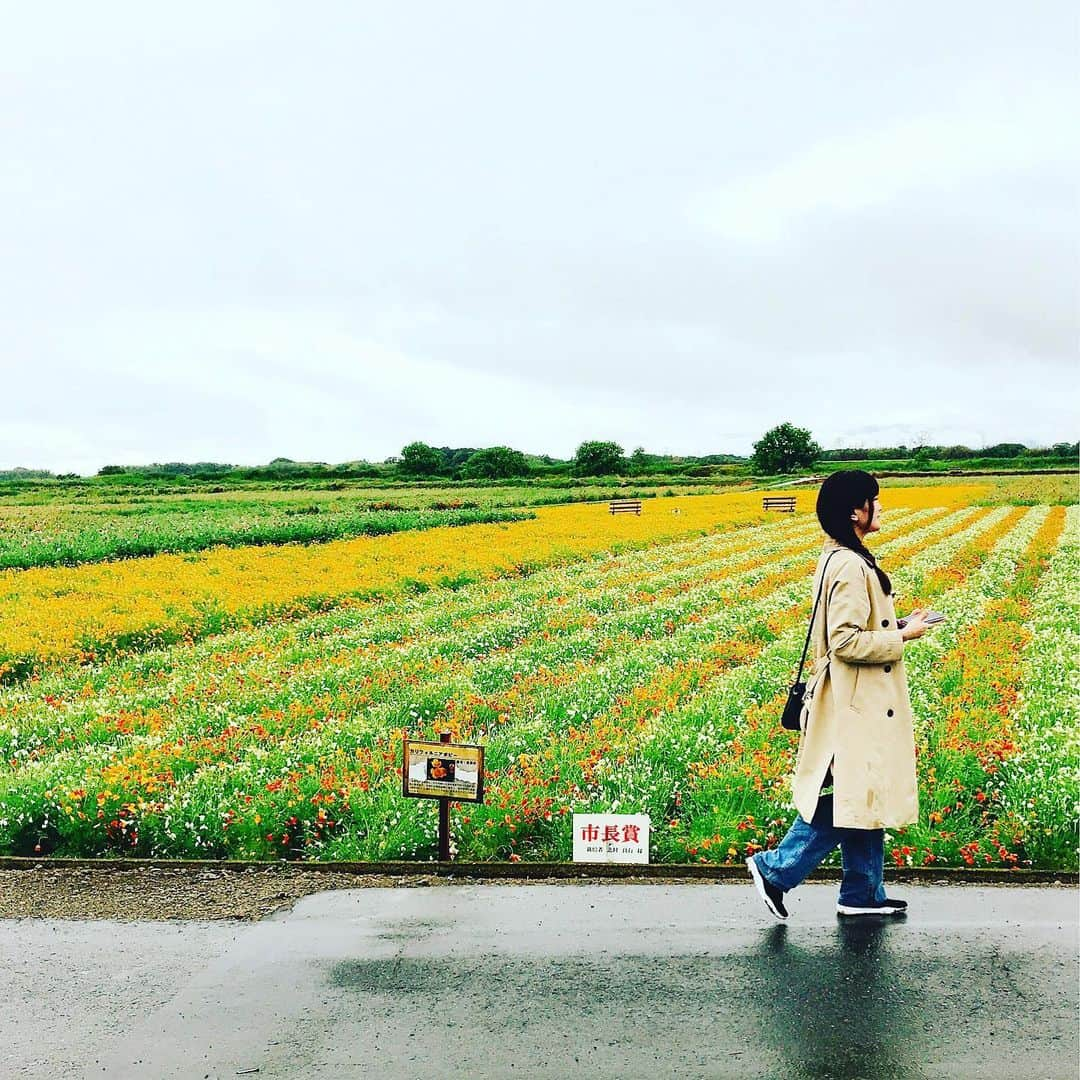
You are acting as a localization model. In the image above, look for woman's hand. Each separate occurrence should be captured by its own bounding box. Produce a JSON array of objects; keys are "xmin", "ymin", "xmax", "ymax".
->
[{"xmin": 900, "ymin": 610, "xmax": 934, "ymax": 641}]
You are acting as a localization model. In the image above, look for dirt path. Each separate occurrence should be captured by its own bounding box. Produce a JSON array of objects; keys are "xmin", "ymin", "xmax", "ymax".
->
[{"xmin": 0, "ymin": 865, "xmax": 433, "ymax": 921}]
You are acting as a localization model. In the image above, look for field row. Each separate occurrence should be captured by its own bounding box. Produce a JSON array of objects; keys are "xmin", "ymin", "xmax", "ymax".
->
[{"xmin": 0, "ymin": 504, "xmax": 532, "ymax": 570}]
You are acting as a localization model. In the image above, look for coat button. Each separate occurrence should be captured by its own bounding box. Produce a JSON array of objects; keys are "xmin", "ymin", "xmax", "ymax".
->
[
  {"xmin": 887, "ymin": 708, "xmax": 894, "ymax": 717},
  {"xmin": 881, "ymin": 619, "xmax": 890, "ymax": 627},
  {"xmin": 884, "ymin": 665, "xmax": 891, "ymax": 673}
]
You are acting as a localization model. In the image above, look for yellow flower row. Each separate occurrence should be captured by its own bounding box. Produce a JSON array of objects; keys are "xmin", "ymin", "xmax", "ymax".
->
[{"xmin": 0, "ymin": 485, "xmax": 988, "ymax": 675}]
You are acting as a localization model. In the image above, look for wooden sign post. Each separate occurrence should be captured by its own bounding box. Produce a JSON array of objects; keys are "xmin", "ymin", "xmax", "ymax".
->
[
  {"xmin": 402, "ymin": 731, "xmax": 485, "ymax": 861},
  {"xmin": 437, "ymin": 732, "xmax": 451, "ymax": 861}
]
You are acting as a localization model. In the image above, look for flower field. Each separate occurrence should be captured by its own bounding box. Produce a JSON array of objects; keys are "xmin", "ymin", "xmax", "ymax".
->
[
  {"xmin": 0, "ymin": 486, "xmax": 986, "ymax": 681},
  {"xmin": 0, "ymin": 501, "xmax": 532, "ymax": 570},
  {"xmin": 0, "ymin": 482, "xmax": 1075, "ymax": 869},
  {"xmin": 0, "ymin": 477, "xmax": 768, "ymax": 570}
]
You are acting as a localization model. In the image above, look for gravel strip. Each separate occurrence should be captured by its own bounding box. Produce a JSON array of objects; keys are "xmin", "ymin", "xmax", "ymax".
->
[
  {"xmin": 0, "ymin": 866, "xmax": 626, "ymax": 921},
  {"xmin": 0, "ymin": 866, "xmax": 446, "ymax": 921},
  {"xmin": 2, "ymin": 865, "xmax": 1070, "ymax": 921}
]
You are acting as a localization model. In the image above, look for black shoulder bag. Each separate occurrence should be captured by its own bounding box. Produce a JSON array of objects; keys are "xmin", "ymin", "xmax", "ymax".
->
[{"xmin": 780, "ymin": 550, "xmax": 838, "ymax": 731}]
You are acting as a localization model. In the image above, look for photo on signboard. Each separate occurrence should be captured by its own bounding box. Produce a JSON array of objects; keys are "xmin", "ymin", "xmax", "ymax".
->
[{"xmin": 426, "ymin": 757, "xmax": 455, "ymax": 782}]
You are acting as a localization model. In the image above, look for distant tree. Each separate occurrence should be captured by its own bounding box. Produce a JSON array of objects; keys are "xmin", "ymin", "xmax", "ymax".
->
[
  {"xmin": 439, "ymin": 447, "xmax": 479, "ymax": 476},
  {"xmin": 462, "ymin": 446, "xmax": 530, "ymax": 480},
  {"xmin": 696, "ymin": 453, "xmax": 747, "ymax": 465},
  {"xmin": 751, "ymin": 423, "xmax": 821, "ymax": 474},
  {"xmin": 573, "ymin": 441, "xmax": 625, "ymax": 476},
  {"xmin": 98, "ymin": 465, "xmax": 125, "ymax": 475},
  {"xmin": 0, "ymin": 467, "xmax": 55, "ymax": 480},
  {"xmin": 399, "ymin": 441, "xmax": 443, "ymax": 476},
  {"xmin": 339, "ymin": 461, "xmax": 381, "ymax": 477},
  {"xmin": 628, "ymin": 446, "xmax": 652, "ymax": 475},
  {"xmin": 982, "ymin": 443, "xmax": 1028, "ymax": 459}
]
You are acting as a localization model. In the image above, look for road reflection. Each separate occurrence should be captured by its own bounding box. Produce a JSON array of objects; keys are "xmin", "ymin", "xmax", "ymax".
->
[{"xmin": 749, "ymin": 917, "xmax": 916, "ymax": 1079}]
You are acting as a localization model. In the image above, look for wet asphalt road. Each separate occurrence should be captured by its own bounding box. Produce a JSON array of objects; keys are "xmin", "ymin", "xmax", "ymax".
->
[{"xmin": 3, "ymin": 882, "xmax": 1076, "ymax": 1079}]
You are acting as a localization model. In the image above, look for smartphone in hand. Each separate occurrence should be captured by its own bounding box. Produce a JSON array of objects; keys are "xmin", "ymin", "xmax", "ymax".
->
[{"xmin": 898, "ymin": 611, "xmax": 946, "ymax": 629}]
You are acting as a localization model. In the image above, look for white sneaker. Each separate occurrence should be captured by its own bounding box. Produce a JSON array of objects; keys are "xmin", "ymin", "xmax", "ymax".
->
[{"xmin": 836, "ymin": 898, "xmax": 908, "ymax": 916}]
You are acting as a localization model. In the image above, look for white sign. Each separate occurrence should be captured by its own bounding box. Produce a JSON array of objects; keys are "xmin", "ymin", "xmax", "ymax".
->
[{"xmin": 572, "ymin": 814, "xmax": 650, "ymax": 864}]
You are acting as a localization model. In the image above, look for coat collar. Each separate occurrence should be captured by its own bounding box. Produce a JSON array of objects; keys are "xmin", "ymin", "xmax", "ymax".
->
[{"xmin": 821, "ymin": 535, "xmax": 846, "ymax": 551}]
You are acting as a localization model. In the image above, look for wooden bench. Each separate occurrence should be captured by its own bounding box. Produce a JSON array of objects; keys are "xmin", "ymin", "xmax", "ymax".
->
[
  {"xmin": 762, "ymin": 496, "xmax": 796, "ymax": 512},
  {"xmin": 609, "ymin": 499, "xmax": 642, "ymax": 515}
]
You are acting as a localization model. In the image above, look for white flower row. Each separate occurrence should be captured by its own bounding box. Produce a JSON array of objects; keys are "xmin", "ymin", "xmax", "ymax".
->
[
  {"xmin": 997, "ymin": 505, "xmax": 1079, "ymax": 838},
  {"xmin": 902, "ymin": 506, "xmax": 1049, "ymax": 727}
]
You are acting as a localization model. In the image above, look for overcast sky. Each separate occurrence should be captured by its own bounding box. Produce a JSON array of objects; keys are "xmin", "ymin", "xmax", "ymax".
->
[{"xmin": 3, "ymin": 2, "xmax": 1077, "ymax": 473}]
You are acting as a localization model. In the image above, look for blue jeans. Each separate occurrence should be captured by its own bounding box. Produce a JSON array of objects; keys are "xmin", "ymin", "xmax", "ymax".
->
[{"xmin": 752, "ymin": 794, "xmax": 887, "ymax": 905}]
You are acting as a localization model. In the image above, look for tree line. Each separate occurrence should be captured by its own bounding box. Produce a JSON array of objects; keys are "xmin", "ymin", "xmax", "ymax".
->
[
  {"xmin": 3, "ymin": 425, "xmax": 1074, "ymax": 483},
  {"xmin": 331, "ymin": 428, "xmax": 1078, "ymax": 478}
]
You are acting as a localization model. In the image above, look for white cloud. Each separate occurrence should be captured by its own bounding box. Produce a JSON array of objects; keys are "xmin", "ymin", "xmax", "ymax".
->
[
  {"xmin": 688, "ymin": 89, "xmax": 1077, "ymax": 246},
  {"xmin": 12, "ymin": 309, "xmax": 667, "ymax": 469}
]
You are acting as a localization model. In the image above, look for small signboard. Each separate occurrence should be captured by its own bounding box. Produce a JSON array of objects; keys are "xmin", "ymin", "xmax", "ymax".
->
[
  {"xmin": 402, "ymin": 738, "xmax": 485, "ymax": 803},
  {"xmin": 572, "ymin": 814, "xmax": 650, "ymax": 863}
]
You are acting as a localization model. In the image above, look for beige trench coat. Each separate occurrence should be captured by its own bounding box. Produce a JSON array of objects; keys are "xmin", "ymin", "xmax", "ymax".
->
[{"xmin": 790, "ymin": 537, "xmax": 919, "ymax": 829}]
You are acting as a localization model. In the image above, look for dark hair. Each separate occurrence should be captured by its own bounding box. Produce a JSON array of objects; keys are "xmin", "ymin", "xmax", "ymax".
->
[{"xmin": 816, "ymin": 470, "xmax": 892, "ymax": 595}]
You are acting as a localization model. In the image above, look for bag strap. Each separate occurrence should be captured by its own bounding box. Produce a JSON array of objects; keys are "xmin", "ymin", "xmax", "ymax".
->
[{"xmin": 795, "ymin": 549, "xmax": 839, "ymax": 684}]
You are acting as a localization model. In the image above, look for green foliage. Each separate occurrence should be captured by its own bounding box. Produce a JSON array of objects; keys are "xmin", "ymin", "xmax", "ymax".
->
[
  {"xmin": 0, "ymin": 467, "xmax": 55, "ymax": 481},
  {"xmin": 399, "ymin": 441, "xmax": 443, "ymax": 476},
  {"xmin": 573, "ymin": 440, "xmax": 625, "ymax": 476},
  {"xmin": 462, "ymin": 446, "xmax": 531, "ymax": 480},
  {"xmin": 751, "ymin": 423, "xmax": 822, "ymax": 474},
  {"xmin": 628, "ymin": 446, "xmax": 653, "ymax": 475},
  {"xmin": 821, "ymin": 441, "xmax": 1078, "ymax": 462}
]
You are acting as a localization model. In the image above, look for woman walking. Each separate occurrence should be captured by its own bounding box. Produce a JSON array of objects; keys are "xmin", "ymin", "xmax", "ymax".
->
[{"xmin": 747, "ymin": 470, "xmax": 937, "ymax": 918}]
